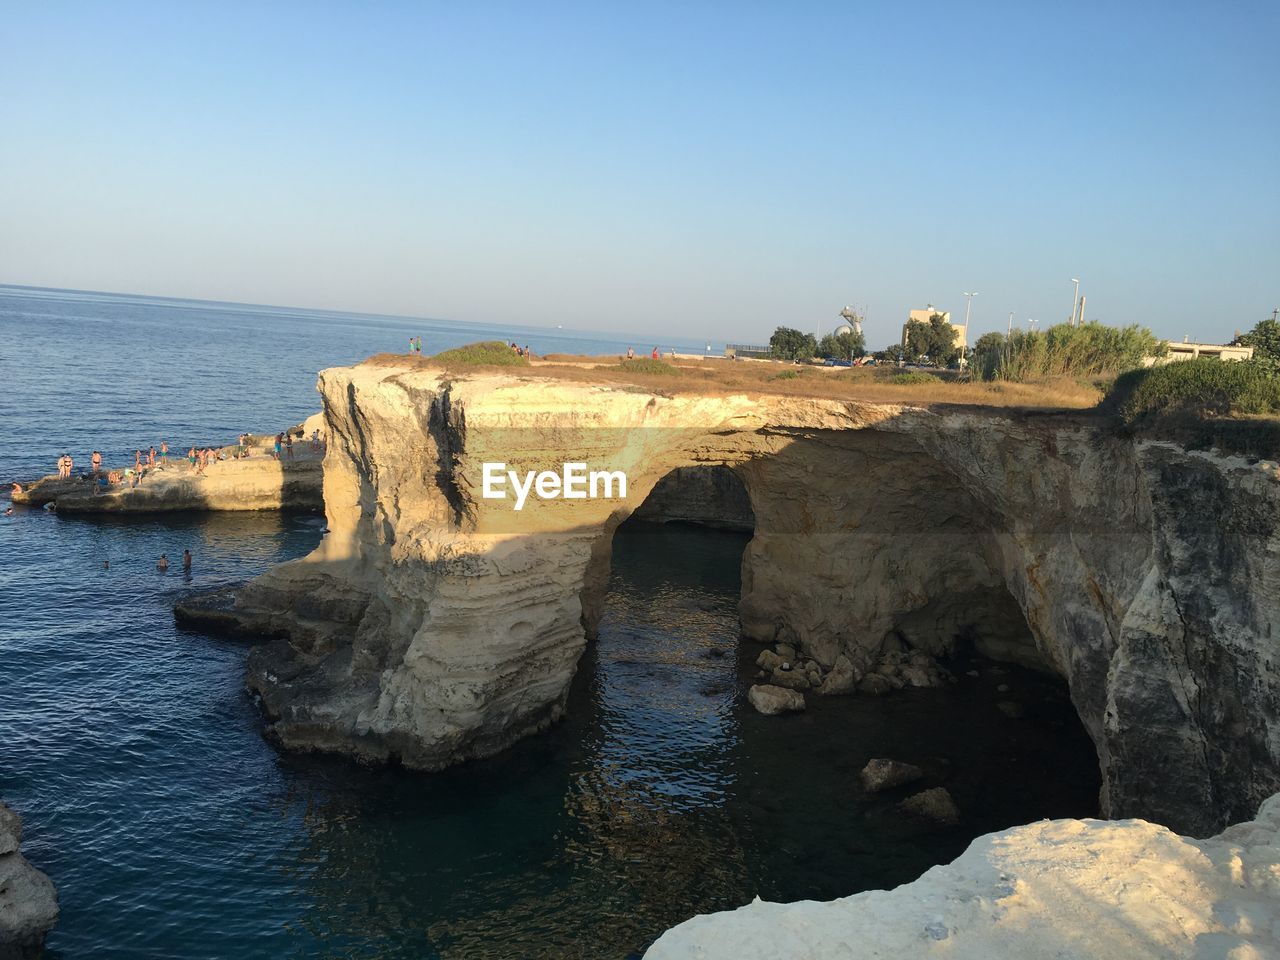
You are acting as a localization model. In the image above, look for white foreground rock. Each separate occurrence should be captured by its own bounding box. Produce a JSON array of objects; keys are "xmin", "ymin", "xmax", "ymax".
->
[{"xmin": 645, "ymin": 793, "xmax": 1280, "ymax": 960}]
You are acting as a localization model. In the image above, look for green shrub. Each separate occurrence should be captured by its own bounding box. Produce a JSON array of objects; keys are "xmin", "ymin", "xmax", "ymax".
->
[
  {"xmin": 891, "ymin": 372, "xmax": 938, "ymax": 385},
  {"xmin": 1105, "ymin": 358, "xmax": 1280, "ymax": 422},
  {"xmin": 977, "ymin": 322, "xmax": 1166, "ymax": 382},
  {"xmin": 431, "ymin": 341, "xmax": 530, "ymax": 366},
  {"xmin": 621, "ymin": 358, "xmax": 680, "ymax": 376}
]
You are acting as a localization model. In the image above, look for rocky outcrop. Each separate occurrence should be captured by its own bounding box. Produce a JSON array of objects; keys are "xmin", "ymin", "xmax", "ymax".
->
[
  {"xmin": 206, "ymin": 360, "xmax": 1280, "ymax": 836},
  {"xmin": 0, "ymin": 803, "xmax": 57, "ymax": 958},
  {"xmin": 747, "ymin": 684, "xmax": 806, "ymax": 715},
  {"xmin": 12, "ymin": 430, "xmax": 323, "ymax": 513},
  {"xmin": 644, "ymin": 791, "xmax": 1280, "ymax": 960}
]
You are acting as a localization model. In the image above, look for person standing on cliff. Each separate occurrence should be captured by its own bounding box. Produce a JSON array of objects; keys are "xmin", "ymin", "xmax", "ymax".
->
[
  {"xmin": 285, "ymin": 433, "xmax": 294, "ymax": 460},
  {"xmin": 408, "ymin": 337, "xmax": 415, "ymax": 355},
  {"xmin": 160, "ymin": 440, "xmax": 169, "ymax": 466},
  {"xmin": 651, "ymin": 346, "xmax": 659, "ymax": 359}
]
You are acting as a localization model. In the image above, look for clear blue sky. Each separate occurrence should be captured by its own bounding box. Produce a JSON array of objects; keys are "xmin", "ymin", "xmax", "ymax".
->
[{"xmin": 2, "ymin": 1, "xmax": 1276, "ymax": 347}]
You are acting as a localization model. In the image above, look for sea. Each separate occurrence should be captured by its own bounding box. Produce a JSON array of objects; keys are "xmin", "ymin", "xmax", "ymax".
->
[{"xmin": 0, "ymin": 285, "xmax": 1100, "ymax": 959}]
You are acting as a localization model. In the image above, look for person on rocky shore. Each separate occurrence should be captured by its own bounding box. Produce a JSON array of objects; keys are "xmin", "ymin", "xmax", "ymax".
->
[
  {"xmin": 91, "ymin": 450, "xmax": 102, "ymax": 473},
  {"xmin": 160, "ymin": 440, "xmax": 169, "ymax": 466},
  {"xmin": 285, "ymin": 433, "xmax": 294, "ymax": 460},
  {"xmin": 148, "ymin": 446, "xmax": 157, "ymax": 468}
]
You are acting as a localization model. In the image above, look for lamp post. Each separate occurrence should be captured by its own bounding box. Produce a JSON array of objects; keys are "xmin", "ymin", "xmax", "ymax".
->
[
  {"xmin": 962, "ymin": 291, "xmax": 978, "ymax": 363},
  {"xmin": 1070, "ymin": 277, "xmax": 1081, "ymax": 326}
]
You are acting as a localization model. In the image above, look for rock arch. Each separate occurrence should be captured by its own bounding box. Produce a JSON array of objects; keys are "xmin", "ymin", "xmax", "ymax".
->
[{"xmin": 211, "ymin": 362, "xmax": 1280, "ymax": 835}]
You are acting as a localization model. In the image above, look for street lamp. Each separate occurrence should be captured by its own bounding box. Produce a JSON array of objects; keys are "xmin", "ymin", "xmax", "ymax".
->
[
  {"xmin": 1070, "ymin": 278, "xmax": 1081, "ymax": 326},
  {"xmin": 962, "ymin": 292, "xmax": 978, "ymax": 362}
]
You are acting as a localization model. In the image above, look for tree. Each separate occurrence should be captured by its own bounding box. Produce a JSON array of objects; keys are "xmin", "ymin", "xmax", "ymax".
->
[
  {"xmin": 971, "ymin": 331, "xmax": 1007, "ymax": 380},
  {"xmin": 769, "ymin": 326, "xmax": 818, "ymax": 361},
  {"xmin": 877, "ymin": 343, "xmax": 906, "ymax": 363},
  {"xmin": 817, "ymin": 329, "xmax": 866, "ymax": 360},
  {"xmin": 901, "ymin": 313, "xmax": 960, "ymax": 365},
  {"xmin": 1237, "ymin": 319, "xmax": 1280, "ymax": 362}
]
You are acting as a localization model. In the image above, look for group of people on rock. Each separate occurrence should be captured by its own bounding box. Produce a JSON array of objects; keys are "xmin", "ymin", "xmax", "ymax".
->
[
  {"xmin": 509, "ymin": 342, "xmax": 533, "ymax": 357},
  {"xmin": 35, "ymin": 428, "xmax": 319, "ymax": 499},
  {"xmin": 408, "ymin": 336, "xmax": 424, "ymax": 355},
  {"xmin": 188, "ymin": 444, "xmax": 236, "ymax": 475}
]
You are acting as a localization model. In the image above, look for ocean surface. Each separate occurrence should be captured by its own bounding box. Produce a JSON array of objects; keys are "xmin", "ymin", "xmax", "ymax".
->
[{"xmin": 0, "ymin": 286, "xmax": 1100, "ymax": 958}]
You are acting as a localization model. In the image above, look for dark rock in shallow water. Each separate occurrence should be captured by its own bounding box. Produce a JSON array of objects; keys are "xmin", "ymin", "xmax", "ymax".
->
[
  {"xmin": 860, "ymin": 759, "xmax": 924, "ymax": 794},
  {"xmin": 0, "ymin": 802, "xmax": 59, "ymax": 958},
  {"xmin": 747, "ymin": 684, "xmax": 806, "ymax": 716},
  {"xmin": 898, "ymin": 787, "xmax": 961, "ymax": 827}
]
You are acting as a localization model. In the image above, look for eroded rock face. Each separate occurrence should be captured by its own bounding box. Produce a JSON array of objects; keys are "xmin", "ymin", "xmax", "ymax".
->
[
  {"xmin": 0, "ymin": 802, "xmax": 58, "ymax": 958},
  {"xmin": 644, "ymin": 791, "xmax": 1280, "ymax": 960},
  {"xmin": 219, "ymin": 360, "xmax": 1280, "ymax": 834}
]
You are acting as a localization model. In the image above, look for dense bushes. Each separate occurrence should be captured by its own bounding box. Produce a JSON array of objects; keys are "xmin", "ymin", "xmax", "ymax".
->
[
  {"xmin": 621, "ymin": 357, "xmax": 680, "ymax": 375},
  {"xmin": 1104, "ymin": 358, "xmax": 1280, "ymax": 422},
  {"xmin": 890, "ymin": 372, "xmax": 939, "ymax": 385},
  {"xmin": 431, "ymin": 341, "xmax": 530, "ymax": 366},
  {"xmin": 973, "ymin": 322, "xmax": 1165, "ymax": 381}
]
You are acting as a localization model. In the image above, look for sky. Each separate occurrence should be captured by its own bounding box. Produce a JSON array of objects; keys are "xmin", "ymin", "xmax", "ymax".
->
[{"xmin": 2, "ymin": 1, "xmax": 1277, "ymax": 348}]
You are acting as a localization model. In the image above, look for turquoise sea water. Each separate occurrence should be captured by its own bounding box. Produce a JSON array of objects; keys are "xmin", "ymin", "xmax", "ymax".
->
[{"xmin": 0, "ymin": 287, "xmax": 1100, "ymax": 958}]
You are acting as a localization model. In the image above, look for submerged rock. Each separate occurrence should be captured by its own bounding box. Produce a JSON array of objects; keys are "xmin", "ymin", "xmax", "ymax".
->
[
  {"xmin": 0, "ymin": 802, "xmax": 58, "ymax": 958},
  {"xmin": 860, "ymin": 759, "xmax": 924, "ymax": 794},
  {"xmin": 898, "ymin": 787, "xmax": 961, "ymax": 826},
  {"xmin": 747, "ymin": 684, "xmax": 806, "ymax": 716}
]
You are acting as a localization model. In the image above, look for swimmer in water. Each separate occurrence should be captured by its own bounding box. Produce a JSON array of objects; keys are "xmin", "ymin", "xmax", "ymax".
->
[
  {"xmin": 182, "ymin": 549, "xmax": 192, "ymax": 570},
  {"xmin": 157, "ymin": 554, "xmax": 169, "ymax": 571}
]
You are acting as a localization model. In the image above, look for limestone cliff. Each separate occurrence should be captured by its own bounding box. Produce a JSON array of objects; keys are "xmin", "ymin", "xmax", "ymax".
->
[
  {"xmin": 644, "ymin": 791, "xmax": 1280, "ymax": 960},
  {"xmin": 217, "ymin": 359, "xmax": 1280, "ymax": 836}
]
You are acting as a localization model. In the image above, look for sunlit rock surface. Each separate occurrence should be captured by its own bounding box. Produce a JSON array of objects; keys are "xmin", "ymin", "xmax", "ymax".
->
[
  {"xmin": 218, "ymin": 359, "xmax": 1280, "ymax": 835},
  {"xmin": 13, "ymin": 438, "xmax": 322, "ymax": 514},
  {"xmin": 645, "ymin": 792, "xmax": 1280, "ymax": 960}
]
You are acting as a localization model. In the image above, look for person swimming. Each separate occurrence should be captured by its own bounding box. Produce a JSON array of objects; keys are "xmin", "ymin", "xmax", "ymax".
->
[
  {"xmin": 182, "ymin": 549, "xmax": 192, "ymax": 570},
  {"xmin": 157, "ymin": 554, "xmax": 169, "ymax": 571}
]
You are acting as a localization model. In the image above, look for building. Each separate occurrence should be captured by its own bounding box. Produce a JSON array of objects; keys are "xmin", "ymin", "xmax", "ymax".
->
[
  {"xmin": 1143, "ymin": 340, "xmax": 1255, "ymax": 367},
  {"xmin": 901, "ymin": 308, "xmax": 965, "ymax": 351}
]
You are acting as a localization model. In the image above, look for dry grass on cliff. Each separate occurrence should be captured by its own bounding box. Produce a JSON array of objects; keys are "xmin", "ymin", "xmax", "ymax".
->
[
  {"xmin": 363, "ymin": 350, "xmax": 1103, "ymax": 410},
  {"xmin": 528, "ymin": 357, "xmax": 1105, "ymax": 410}
]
